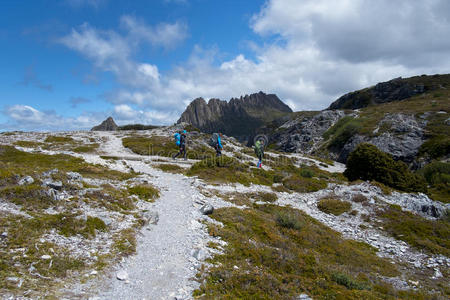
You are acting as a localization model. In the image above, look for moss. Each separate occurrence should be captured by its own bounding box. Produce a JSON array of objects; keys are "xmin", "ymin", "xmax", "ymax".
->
[
  {"xmin": 318, "ymin": 198, "xmax": 352, "ymax": 216},
  {"xmin": 193, "ymin": 205, "xmax": 415, "ymax": 299},
  {"xmin": 127, "ymin": 184, "xmax": 160, "ymax": 202},
  {"xmin": 376, "ymin": 205, "xmax": 450, "ymax": 256}
]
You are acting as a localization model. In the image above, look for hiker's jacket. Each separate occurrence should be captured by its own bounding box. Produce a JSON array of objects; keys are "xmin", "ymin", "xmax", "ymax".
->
[{"xmin": 217, "ymin": 135, "xmax": 223, "ymax": 149}]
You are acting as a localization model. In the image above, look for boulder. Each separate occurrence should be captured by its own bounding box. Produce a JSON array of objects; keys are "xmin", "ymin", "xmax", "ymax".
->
[
  {"xmin": 200, "ymin": 204, "xmax": 214, "ymax": 215},
  {"xmin": 18, "ymin": 176, "xmax": 34, "ymax": 185}
]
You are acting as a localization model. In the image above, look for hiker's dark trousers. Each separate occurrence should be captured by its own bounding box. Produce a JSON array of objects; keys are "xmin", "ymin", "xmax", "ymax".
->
[
  {"xmin": 215, "ymin": 145, "xmax": 222, "ymax": 157},
  {"xmin": 173, "ymin": 144, "xmax": 186, "ymax": 159}
]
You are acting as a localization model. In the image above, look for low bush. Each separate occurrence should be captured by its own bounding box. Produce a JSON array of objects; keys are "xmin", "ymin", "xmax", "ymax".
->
[
  {"xmin": 344, "ymin": 143, "xmax": 427, "ymax": 193},
  {"xmin": 351, "ymin": 194, "xmax": 368, "ymax": 203},
  {"xmin": 282, "ymin": 175, "xmax": 327, "ymax": 193},
  {"xmin": 318, "ymin": 198, "xmax": 352, "ymax": 216},
  {"xmin": 127, "ymin": 184, "xmax": 160, "ymax": 202},
  {"xmin": 44, "ymin": 136, "xmax": 74, "ymax": 143}
]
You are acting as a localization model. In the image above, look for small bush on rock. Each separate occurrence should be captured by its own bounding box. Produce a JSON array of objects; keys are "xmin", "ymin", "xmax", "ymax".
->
[
  {"xmin": 318, "ymin": 198, "xmax": 352, "ymax": 216},
  {"xmin": 344, "ymin": 143, "xmax": 427, "ymax": 193}
]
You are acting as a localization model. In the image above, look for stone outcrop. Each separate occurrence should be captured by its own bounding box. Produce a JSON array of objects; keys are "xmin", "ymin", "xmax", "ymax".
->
[
  {"xmin": 177, "ymin": 92, "xmax": 292, "ymax": 139},
  {"xmin": 269, "ymin": 110, "xmax": 348, "ymax": 153},
  {"xmin": 91, "ymin": 117, "xmax": 119, "ymax": 131}
]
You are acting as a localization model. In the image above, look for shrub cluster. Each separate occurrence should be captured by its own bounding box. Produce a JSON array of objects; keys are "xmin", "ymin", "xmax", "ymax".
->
[{"xmin": 344, "ymin": 143, "xmax": 427, "ymax": 193}]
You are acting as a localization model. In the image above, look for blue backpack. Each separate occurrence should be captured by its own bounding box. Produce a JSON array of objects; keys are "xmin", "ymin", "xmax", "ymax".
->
[{"xmin": 174, "ymin": 132, "xmax": 181, "ymax": 146}]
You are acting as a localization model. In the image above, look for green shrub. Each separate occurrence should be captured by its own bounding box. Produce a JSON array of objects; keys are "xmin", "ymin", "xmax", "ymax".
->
[
  {"xmin": 327, "ymin": 118, "xmax": 363, "ymax": 150},
  {"xmin": 300, "ymin": 168, "xmax": 314, "ymax": 178},
  {"xmin": 332, "ymin": 273, "xmax": 370, "ymax": 290},
  {"xmin": 154, "ymin": 163, "xmax": 185, "ymax": 173},
  {"xmin": 318, "ymin": 198, "xmax": 352, "ymax": 216},
  {"xmin": 344, "ymin": 143, "xmax": 427, "ymax": 193},
  {"xmin": 275, "ymin": 211, "xmax": 303, "ymax": 230},
  {"xmin": 419, "ymin": 135, "xmax": 450, "ymax": 159},
  {"xmin": 418, "ymin": 161, "xmax": 450, "ymax": 203},
  {"xmin": 323, "ymin": 116, "xmax": 354, "ymax": 140}
]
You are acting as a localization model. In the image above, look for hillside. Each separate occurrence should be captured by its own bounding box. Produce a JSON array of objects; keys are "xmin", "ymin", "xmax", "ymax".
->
[{"xmin": 0, "ymin": 126, "xmax": 449, "ymax": 299}]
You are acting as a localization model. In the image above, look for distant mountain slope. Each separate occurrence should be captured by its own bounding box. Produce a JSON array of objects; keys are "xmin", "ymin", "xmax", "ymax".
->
[
  {"xmin": 177, "ymin": 92, "xmax": 292, "ymax": 139},
  {"xmin": 327, "ymin": 74, "xmax": 450, "ymax": 110}
]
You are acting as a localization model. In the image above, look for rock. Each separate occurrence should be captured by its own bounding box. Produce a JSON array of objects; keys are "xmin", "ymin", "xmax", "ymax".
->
[
  {"xmin": 6, "ymin": 277, "xmax": 19, "ymax": 283},
  {"xmin": 143, "ymin": 211, "xmax": 159, "ymax": 225},
  {"xmin": 116, "ymin": 270, "xmax": 129, "ymax": 281},
  {"xmin": 200, "ymin": 204, "xmax": 214, "ymax": 215},
  {"xmin": 41, "ymin": 255, "xmax": 52, "ymax": 260},
  {"xmin": 42, "ymin": 168, "xmax": 59, "ymax": 177},
  {"xmin": 191, "ymin": 248, "xmax": 208, "ymax": 261},
  {"xmin": 18, "ymin": 176, "xmax": 34, "ymax": 185},
  {"xmin": 43, "ymin": 180, "xmax": 63, "ymax": 190},
  {"xmin": 1, "ymin": 232, "xmax": 7, "ymax": 239},
  {"xmin": 67, "ymin": 172, "xmax": 82, "ymax": 181},
  {"xmin": 91, "ymin": 116, "xmax": 119, "ymax": 131},
  {"xmin": 297, "ymin": 293, "xmax": 312, "ymax": 300},
  {"xmin": 90, "ymin": 270, "xmax": 98, "ymax": 275}
]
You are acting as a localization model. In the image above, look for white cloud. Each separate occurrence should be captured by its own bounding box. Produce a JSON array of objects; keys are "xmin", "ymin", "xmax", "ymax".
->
[
  {"xmin": 58, "ymin": 1, "xmax": 450, "ymax": 128},
  {"xmin": 120, "ymin": 15, "xmax": 188, "ymax": 49}
]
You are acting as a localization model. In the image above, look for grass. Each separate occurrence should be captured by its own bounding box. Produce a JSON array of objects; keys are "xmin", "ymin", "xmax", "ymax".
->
[
  {"xmin": 318, "ymin": 197, "xmax": 352, "ymax": 216},
  {"xmin": 127, "ymin": 184, "xmax": 160, "ymax": 202},
  {"xmin": 72, "ymin": 143, "xmax": 99, "ymax": 153},
  {"xmin": 0, "ymin": 145, "xmax": 134, "ymax": 181},
  {"xmin": 376, "ymin": 204, "xmax": 450, "ymax": 256},
  {"xmin": 282, "ymin": 175, "xmax": 328, "ymax": 193},
  {"xmin": 193, "ymin": 205, "xmax": 435, "ymax": 299}
]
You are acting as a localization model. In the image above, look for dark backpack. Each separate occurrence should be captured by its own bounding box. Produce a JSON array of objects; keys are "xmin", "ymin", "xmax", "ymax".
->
[{"xmin": 208, "ymin": 133, "xmax": 219, "ymax": 147}]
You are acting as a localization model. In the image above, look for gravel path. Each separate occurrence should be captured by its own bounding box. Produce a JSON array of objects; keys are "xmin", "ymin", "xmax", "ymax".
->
[{"xmin": 76, "ymin": 133, "xmax": 218, "ymax": 300}]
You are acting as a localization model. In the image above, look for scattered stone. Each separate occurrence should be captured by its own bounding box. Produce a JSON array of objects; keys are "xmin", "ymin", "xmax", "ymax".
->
[
  {"xmin": 90, "ymin": 270, "xmax": 98, "ymax": 275},
  {"xmin": 67, "ymin": 172, "xmax": 82, "ymax": 181},
  {"xmin": 42, "ymin": 168, "xmax": 59, "ymax": 177},
  {"xmin": 116, "ymin": 270, "xmax": 129, "ymax": 281},
  {"xmin": 200, "ymin": 204, "xmax": 214, "ymax": 215},
  {"xmin": 43, "ymin": 180, "xmax": 63, "ymax": 191},
  {"xmin": 41, "ymin": 255, "xmax": 52, "ymax": 260},
  {"xmin": 6, "ymin": 277, "xmax": 19, "ymax": 283},
  {"xmin": 1, "ymin": 232, "xmax": 7, "ymax": 239},
  {"xmin": 233, "ymin": 265, "xmax": 239, "ymax": 270},
  {"xmin": 191, "ymin": 248, "xmax": 208, "ymax": 261},
  {"xmin": 18, "ymin": 176, "xmax": 34, "ymax": 185},
  {"xmin": 297, "ymin": 293, "xmax": 312, "ymax": 300}
]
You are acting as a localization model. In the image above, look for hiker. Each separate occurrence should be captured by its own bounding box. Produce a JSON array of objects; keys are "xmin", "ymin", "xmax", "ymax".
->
[
  {"xmin": 254, "ymin": 139, "xmax": 264, "ymax": 168},
  {"xmin": 173, "ymin": 130, "xmax": 187, "ymax": 160},
  {"xmin": 209, "ymin": 132, "xmax": 223, "ymax": 157}
]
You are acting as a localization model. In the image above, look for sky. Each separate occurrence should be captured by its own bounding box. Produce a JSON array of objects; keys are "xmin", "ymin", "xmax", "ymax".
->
[{"xmin": 1, "ymin": 0, "xmax": 450, "ymax": 131}]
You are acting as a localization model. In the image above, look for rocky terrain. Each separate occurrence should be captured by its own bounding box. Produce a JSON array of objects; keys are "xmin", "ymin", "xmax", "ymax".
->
[
  {"xmin": 91, "ymin": 117, "xmax": 119, "ymax": 131},
  {"xmin": 0, "ymin": 124, "xmax": 449, "ymax": 299}
]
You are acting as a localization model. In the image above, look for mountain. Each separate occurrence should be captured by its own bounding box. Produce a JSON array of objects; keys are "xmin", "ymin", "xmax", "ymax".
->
[
  {"xmin": 327, "ymin": 74, "xmax": 449, "ymax": 110},
  {"xmin": 177, "ymin": 91, "xmax": 292, "ymax": 140},
  {"xmin": 91, "ymin": 116, "xmax": 119, "ymax": 131}
]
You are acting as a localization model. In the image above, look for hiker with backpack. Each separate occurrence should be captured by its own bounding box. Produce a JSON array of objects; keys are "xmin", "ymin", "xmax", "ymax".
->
[
  {"xmin": 254, "ymin": 139, "xmax": 264, "ymax": 168},
  {"xmin": 209, "ymin": 132, "xmax": 223, "ymax": 157},
  {"xmin": 173, "ymin": 130, "xmax": 187, "ymax": 160}
]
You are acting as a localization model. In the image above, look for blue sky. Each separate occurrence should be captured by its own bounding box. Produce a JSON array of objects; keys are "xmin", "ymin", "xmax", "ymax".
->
[{"xmin": 1, "ymin": 0, "xmax": 450, "ymax": 131}]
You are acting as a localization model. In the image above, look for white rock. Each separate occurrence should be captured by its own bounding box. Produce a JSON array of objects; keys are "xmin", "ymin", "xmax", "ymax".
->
[
  {"xmin": 90, "ymin": 270, "xmax": 98, "ymax": 275},
  {"xmin": 116, "ymin": 270, "xmax": 129, "ymax": 281},
  {"xmin": 41, "ymin": 255, "xmax": 52, "ymax": 260}
]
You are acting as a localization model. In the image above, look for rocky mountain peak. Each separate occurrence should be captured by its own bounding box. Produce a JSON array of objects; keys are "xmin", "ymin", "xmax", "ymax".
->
[
  {"xmin": 177, "ymin": 92, "xmax": 292, "ymax": 139},
  {"xmin": 91, "ymin": 116, "xmax": 119, "ymax": 131}
]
